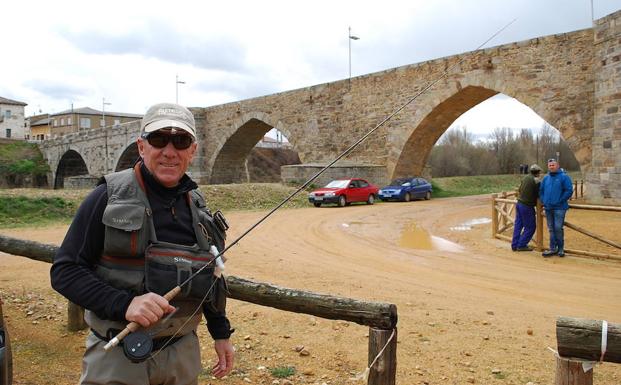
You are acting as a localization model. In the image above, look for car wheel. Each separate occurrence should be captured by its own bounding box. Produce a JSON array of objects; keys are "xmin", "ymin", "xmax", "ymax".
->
[
  {"xmin": 366, "ymin": 194, "xmax": 375, "ymax": 205},
  {"xmin": 1, "ymin": 301, "xmax": 13, "ymax": 385},
  {"xmin": 338, "ymin": 195, "xmax": 347, "ymax": 207},
  {"xmin": 425, "ymin": 191, "xmax": 431, "ymax": 200},
  {"xmin": 403, "ymin": 192, "xmax": 411, "ymax": 202},
  {"xmin": 313, "ymin": 202, "xmax": 321, "ymax": 208}
]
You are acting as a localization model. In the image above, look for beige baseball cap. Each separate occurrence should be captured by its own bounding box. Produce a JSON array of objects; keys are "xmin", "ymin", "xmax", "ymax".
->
[{"xmin": 141, "ymin": 103, "xmax": 196, "ymax": 138}]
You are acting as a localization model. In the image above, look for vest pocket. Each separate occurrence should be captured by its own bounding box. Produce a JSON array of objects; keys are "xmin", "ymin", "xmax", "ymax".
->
[
  {"xmin": 102, "ymin": 203, "xmax": 148, "ymax": 257},
  {"xmin": 144, "ymin": 243, "xmax": 217, "ymax": 302}
]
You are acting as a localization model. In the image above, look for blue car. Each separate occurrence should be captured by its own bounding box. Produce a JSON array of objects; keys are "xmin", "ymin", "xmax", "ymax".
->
[{"xmin": 378, "ymin": 177, "xmax": 432, "ymax": 202}]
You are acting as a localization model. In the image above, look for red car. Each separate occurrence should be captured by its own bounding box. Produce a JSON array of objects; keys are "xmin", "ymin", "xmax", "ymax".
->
[{"xmin": 308, "ymin": 178, "xmax": 379, "ymax": 207}]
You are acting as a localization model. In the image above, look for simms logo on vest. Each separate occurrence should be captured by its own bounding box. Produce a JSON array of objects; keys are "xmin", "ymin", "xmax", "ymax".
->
[
  {"xmin": 174, "ymin": 257, "xmax": 191, "ymax": 264},
  {"xmin": 112, "ymin": 218, "xmax": 131, "ymax": 224}
]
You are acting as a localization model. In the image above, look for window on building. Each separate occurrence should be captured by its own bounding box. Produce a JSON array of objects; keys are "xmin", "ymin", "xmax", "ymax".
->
[
  {"xmin": 60, "ymin": 118, "xmax": 65, "ymax": 126},
  {"xmin": 100, "ymin": 118, "xmax": 105, "ymax": 127},
  {"xmin": 114, "ymin": 119, "xmax": 121, "ymax": 126},
  {"xmin": 4, "ymin": 110, "xmax": 10, "ymax": 118},
  {"xmin": 68, "ymin": 117, "xmax": 72, "ymax": 126},
  {"xmin": 80, "ymin": 117, "xmax": 91, "ymax": 129},
  {"xmin": 6, "ymin": 129, "xmax": 11, "ymax": 138},
  {"xmin": 53, "ymin": 119, "xmax": 57, "ymax": 127}
]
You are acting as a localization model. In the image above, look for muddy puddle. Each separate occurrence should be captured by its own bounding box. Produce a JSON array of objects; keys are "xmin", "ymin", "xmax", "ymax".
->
[{"xmin": 399, "ymin": 222, "xmax": 462, "ymax": 252}]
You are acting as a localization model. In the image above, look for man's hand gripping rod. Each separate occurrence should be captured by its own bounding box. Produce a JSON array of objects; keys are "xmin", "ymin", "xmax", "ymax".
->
[{"xmin": 103, "ymin": 18, "xmax": 515, "ymax": 352}]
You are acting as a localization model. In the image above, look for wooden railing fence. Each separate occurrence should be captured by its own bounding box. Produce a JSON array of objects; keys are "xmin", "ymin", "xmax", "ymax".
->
[
  {"xmin": 555, "ymin": 317, "xmax": 620, "ymax": 385},
  {"xmin": 491, "ymin": 193, "xmax": 621, "ymax": 261},
  {"xmin": 0, "ymin": 235, "xmax": 398, "ymax": 385}
]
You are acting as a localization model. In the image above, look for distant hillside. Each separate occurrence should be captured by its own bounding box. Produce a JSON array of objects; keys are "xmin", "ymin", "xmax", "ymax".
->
[{"xmin": 247, "ymin": 147, "xmax": 301, "ymax": 182}]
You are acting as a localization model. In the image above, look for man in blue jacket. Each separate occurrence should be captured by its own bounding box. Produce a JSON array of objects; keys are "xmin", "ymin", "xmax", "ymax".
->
[{"xmin": 539, "ymin": 158, "xmax": 573, "ymax": 257}]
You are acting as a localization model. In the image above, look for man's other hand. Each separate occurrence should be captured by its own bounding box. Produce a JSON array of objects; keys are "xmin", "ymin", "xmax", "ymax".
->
[
  {"xmin": 212, "ymin": 339, "xmax": 235, "ymax": 378},
  {"xmin": 125, "ymin": 292, "xmax": 176, "ymax": 327}
]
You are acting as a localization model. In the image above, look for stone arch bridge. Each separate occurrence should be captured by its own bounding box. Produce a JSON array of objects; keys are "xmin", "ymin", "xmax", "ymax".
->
[{"xmin": 40, "ymin": 10, "xmax": 621, "ymax": 202}]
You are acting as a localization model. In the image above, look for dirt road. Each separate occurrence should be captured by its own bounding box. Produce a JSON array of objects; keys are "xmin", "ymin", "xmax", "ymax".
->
[{"xmin": 1, "ymin": 194, "xmax": 620, "ymax": 384}]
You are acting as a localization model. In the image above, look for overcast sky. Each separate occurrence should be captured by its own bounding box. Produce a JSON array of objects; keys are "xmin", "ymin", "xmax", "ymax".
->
[{"xmin": 1, "ymin": 0, "xmax": 619, "ymax": 136}]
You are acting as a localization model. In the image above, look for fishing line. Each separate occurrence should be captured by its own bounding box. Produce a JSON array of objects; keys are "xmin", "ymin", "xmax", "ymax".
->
[{"xmin": 105, "ymin": 18, "xmax": 517, "ymax": 351}]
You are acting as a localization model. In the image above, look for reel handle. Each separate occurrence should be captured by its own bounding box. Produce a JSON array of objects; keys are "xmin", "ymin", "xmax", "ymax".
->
[{"xmin": 103, "ymin": 286, "xmax": 182, "ymax": 351}]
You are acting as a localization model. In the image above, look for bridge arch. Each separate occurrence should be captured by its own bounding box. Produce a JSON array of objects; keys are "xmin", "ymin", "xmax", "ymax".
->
[
  {"xmin": 115, "ymin": 143, "xmax": 139, "ymax": 171},
  {"xmin": 54, "ymin": 149, "xmax": 89, "ymax": 189},
  {"xmin": 391, "ymin": 83, "xmax": 588, "ymax": 179},
  {"xmin": 209, "ymin": 112, "xmax": 297, "ymax": 184}
]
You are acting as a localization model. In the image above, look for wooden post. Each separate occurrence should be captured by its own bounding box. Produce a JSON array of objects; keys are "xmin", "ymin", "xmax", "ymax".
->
[
  {"xmin": 555, "ymin": 356, "xmax": 593, "ymax": 385},
  {"xmin": 499, "ymin": 192, "xmax": 507, "ymax": 231},
  {"xmin": 536, "ymin": 200, "xmax": 544, "ymax": 251},
  {"xmin": 368, "ymin": 328, "xmax": 397, "ymax": 385},
  {"xmin": 580, "ymin": 180, "xmax": 584, "ymax": 198},
  {"xmin": 556, "ymin": 317, "xmax": 621, "ymax": 363},
  {"xmin": 67, "ymin": 302, "xmax": 87, "ymax": 331},
  {"xmin": 491, "ymin": 194, "xmax": 498, "ymax": 238},
  {"xmin": 573, "ymin": 180, "xmax": 578, "ymax": 200}
]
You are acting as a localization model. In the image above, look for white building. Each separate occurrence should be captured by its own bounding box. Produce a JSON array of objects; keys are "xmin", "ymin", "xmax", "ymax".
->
[{"xmin": 0, "ymin": 96, "xmax": 27, "ymax": 139}]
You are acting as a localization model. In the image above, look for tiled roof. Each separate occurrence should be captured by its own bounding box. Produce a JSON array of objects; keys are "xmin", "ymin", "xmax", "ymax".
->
[{"xmin": 0, "ymin": 96, "xmax": 27, "ymax": 106}]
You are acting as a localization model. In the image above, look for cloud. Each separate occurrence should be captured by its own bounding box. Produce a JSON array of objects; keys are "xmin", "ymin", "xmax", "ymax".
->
[
  {"xmin": 193, "ymin": 72, "xmax": 284, "ymax": 102},
  {"xmin": 23, "ymin": 79, "xmax": 92, "ymax": 101},
  {"xmin": 58, "ymin": 21, "xmax": 248, "ymax": 73}
]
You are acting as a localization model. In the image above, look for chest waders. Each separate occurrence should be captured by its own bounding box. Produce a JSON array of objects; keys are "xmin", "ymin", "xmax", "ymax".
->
[{"xmin": 89, "ymin": 163, "xmax": 228, "ymax": 363}]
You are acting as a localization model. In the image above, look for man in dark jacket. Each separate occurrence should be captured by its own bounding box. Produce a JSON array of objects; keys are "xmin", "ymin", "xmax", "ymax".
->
[
  {"xmin": 511, "ymin": 164, "xmax": 542, "ymax": 251},
  {"xmin": 539, "ymin": 158, "xmax": 573, "ymax": 257},
  {"xmin": 51, "ymin": 103, "xmax": 234, "ymax": 385}
]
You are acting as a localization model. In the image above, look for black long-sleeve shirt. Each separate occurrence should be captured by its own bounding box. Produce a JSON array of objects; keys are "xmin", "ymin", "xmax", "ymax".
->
[{"xmin": 50, "ymin": 164, "xmax": 231, "ymax": 339}]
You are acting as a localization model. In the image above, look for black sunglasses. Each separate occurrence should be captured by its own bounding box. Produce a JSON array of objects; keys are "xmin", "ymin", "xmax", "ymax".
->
[{"xmin": 144, "ymin": 132, "xmax": 194, "ymax": 150}]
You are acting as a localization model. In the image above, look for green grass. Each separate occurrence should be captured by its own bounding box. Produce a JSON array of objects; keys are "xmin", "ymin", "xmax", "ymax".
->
[
  {"xmin": 198, "ymin": 183, "xmax": 309, "ymax": 212},
  {"xmin": 0, "ymin": 196, "xmax": 76, "ymax": 228},
  {"xmin": 270, "ymin": 366, "xmax": 296, "ymax": 378},
  {"xmin": 0, "ymin": 174, "xmax": 572, "ymax": 228},
  {"xmin": 431, "ymin": 174, "xmax": 523, "ymax": 198},
  {"xmin": 431, "ymin": 172, "xmax": 583, "ymax": 198},
  {"xmin": 0, "ymin": 183, "xmax": 311, "ymax": 228}
]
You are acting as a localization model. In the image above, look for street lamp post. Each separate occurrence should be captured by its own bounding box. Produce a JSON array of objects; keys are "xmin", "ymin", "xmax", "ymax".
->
[
  {"xmin": 176, "ymin": 74, "xmax": 186, "ymax": 104},
  {"xmin": 102, "ymin": 97, "xmax": 111, "ymax": 173},
  {"xmin": 348, "ymin": 26, "xmax": 360, "ymax": 82}
]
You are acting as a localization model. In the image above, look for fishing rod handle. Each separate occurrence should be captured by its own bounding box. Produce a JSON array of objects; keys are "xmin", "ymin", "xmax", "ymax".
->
[{"xmin": 103, "ymin": 285, "xmax": 182, "ymax": 351}]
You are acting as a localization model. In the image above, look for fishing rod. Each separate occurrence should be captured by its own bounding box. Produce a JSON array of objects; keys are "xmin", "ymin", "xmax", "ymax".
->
[{"xmin": 104, "ymin": 18, "xmax": 517, "ymax": 352}]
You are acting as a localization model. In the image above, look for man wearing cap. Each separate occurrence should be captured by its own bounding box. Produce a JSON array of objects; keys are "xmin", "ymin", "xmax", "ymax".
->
[
  {"xmin": 51, "ymin": 102, "xmax": 235, "ymax": 384},
  {"xmin": 539, "ymin": 158, "xmax": 573, "ymax": 258},
  {"xmin": 511, "ymin": 164, "xmax": 542, "ymax": 252}
]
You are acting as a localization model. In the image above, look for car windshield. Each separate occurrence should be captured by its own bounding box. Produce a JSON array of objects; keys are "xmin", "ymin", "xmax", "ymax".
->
[
  {"xmin": 324, "ymin": 180, "xmax": 350, "ymax": 189},
  {"xmin": 390, "ymin": 178, "xmax": 411, "ymax": 186}
]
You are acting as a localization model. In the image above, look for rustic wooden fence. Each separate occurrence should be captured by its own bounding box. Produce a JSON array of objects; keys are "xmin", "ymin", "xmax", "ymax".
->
[
  {"xmin": 0, "ymin": 234, "xmax": 398, "ymax": 385},
  {"xmin": 491, "ymin": 193, "xmax": 621, "ymax": 261},
  {"xmin": 555, "ymin": 316, "xmax": 620, "ymax": 385}
]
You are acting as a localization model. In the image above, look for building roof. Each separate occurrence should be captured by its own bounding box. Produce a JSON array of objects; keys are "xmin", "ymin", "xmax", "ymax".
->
[
  {"xmin": 30, "ymin": 117, "xmax": 50, "ymax": 126},
  {"xmin": 0, "ymin": 96, "xmax": 27, "ymax": 106},
  {"xmin": 50, "ymin": 106, "xmax": 142, "ymax": 119}
]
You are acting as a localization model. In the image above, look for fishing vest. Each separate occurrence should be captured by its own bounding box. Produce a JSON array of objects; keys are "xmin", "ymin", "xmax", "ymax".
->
[{"xmin": 85, "ymin": 163, "xmax": 228, "ymax": 339}]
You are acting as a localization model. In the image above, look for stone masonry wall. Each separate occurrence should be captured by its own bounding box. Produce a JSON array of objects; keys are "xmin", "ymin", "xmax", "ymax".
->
[{"xmin": 589, "ymin": 10, "xmax": 621, "ymax": 202}]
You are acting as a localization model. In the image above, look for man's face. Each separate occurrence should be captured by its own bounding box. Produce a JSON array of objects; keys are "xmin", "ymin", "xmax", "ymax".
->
[
  {"xmin": 547, "ymin": 160, "xmax": 559, "ymax": 173},
  {"xmin": 137, "ymin": 130, "xmax": 197, "ymax": 187}
]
